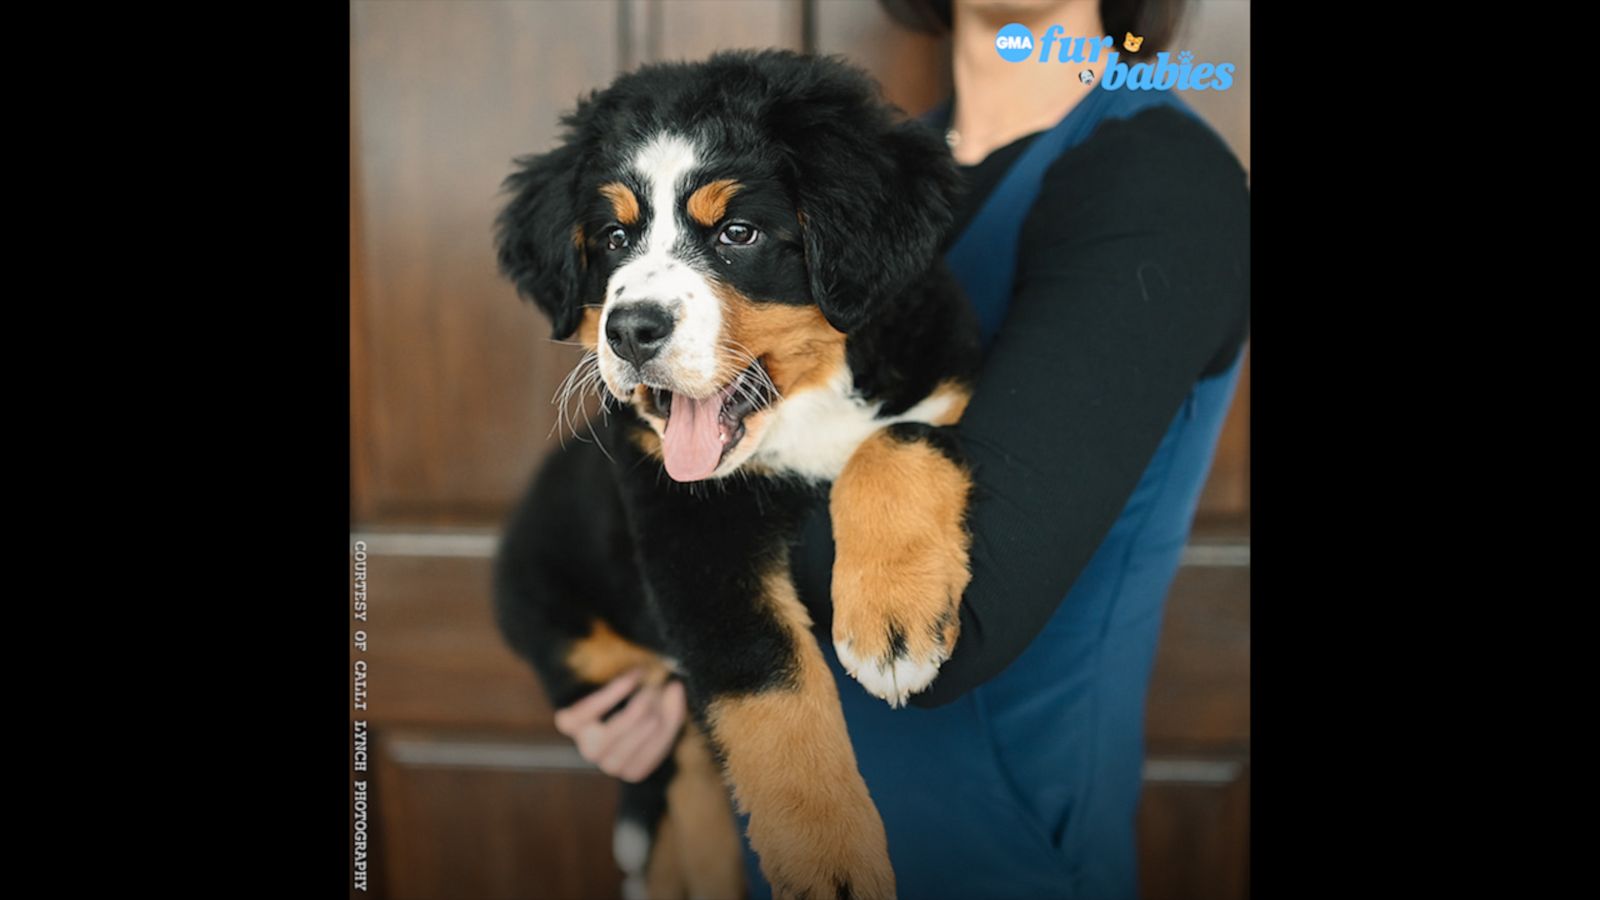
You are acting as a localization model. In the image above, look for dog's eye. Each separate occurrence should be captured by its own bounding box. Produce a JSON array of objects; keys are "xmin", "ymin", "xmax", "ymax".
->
[
  {"xmin": 605, "ymin": 226, "xmax": 630, "ymax": 252},
  {"xmin": 718, "ymin": 222, "xmax": 759, "ymax": 246}
]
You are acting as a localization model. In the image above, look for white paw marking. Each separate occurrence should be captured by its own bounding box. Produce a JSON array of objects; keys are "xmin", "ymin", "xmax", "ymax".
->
[
  {"xmin": 835, "ymin": 637, "xmax": 947, "ymax": 708},
  {"xmin": 621, "ymin": 875, "xmax": 649, "ymax": 900},
  {"xmin": 614, "ymin": 818, "xmax": 650, "ymax": 874}
]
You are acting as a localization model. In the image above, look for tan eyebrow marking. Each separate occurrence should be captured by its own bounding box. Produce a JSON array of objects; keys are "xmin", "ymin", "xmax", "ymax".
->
[
  {"xmin": 598, "ymin": 182, "xmax": 640, "ymax": 225},
  {"xmin": 686, "ymin": 178, "xmax": 742, "ymax": 227}
]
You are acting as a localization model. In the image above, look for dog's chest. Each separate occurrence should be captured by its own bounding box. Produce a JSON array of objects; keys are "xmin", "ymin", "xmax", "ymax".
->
[{"xmin": 750, "ymin": 371, "xmax": 959, "ymax": 482}]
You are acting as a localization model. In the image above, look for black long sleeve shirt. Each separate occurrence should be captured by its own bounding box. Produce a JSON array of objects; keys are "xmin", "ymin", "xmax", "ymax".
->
[{"xmin": 793, "ymin": 104, "xmax": 1251, "ymax": 708}]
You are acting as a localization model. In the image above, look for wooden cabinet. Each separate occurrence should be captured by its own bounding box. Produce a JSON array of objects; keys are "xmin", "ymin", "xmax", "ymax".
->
[
  {"xmin": 1141, "ymin": 549, "xmax": 1251, "ymax": 900},
  {"xmin": 372, "ymin": 730, "xmax": 623, "ymax": 900},
  {"xmin": 351, "ymin": 3, "xmax": 1250, "ymax": 898},
  {"xmin": 349, "ymin": 529, "xmax": 1247, "ymax": 900}
]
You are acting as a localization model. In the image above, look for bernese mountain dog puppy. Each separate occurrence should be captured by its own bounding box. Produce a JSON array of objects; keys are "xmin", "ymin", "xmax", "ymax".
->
[{"xmin": 493, "ymin": 49, "xmax": 979, "ymax": 900}]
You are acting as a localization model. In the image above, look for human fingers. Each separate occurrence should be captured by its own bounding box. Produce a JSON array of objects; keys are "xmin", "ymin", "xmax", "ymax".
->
[
  {"xmin": 552, "ymin": 668, "xmax": 643, "ymax": 737},
  {"xmin": 575, "ymin": 678, "xmax": 660, "ymax": 764},
  {"xmin": 596, "ymin": 684, "xmax": 668, "ymax": 777},
  {"xmin": 615, "ymin": 680, "xmax": 687, "ymax": 782}
]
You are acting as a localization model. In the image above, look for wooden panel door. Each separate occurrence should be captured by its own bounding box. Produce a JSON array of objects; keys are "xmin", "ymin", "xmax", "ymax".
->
[
  {"xmin": 351, "ymin": 0, "xmax": 620, "ymax": 525},
  {"xmin": 351, "ymin": 532, "xmax": 1249, "ymax": 900}
]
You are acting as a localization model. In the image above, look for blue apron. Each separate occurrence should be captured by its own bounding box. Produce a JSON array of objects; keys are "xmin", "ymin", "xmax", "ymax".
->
[{"xmin": 739, "ymin": 83, "xmax": 1246, "ymax": 900}]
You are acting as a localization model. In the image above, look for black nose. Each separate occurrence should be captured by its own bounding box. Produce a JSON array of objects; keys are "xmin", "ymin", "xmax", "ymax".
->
[{"xmin": 605, "ymin": 303, "xmax": 676, "ymax": 367}]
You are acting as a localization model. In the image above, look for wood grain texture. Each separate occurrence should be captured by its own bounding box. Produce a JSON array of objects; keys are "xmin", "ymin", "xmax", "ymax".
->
[
  {"xmin": 350, "ymin": 2, "xmax": 1250, "ymax": 896},
  {"xmin": 358, "ymin": 539, "xmax": 1248, "ymax": 897},
  {"xmin": 351, "ymin": 57, "xmax": 373, "ymax": 523},
  {"xmin": 351, "ymin": 0, "xmax": 619, "ymax": 525},
  {"xmin": 372, "ymin": 729, "xmax": 624, "ymax": 900},
  {"xmin": 1196, "ymin": 348, "xmax": 1251, "ymax": 518},
  {"xmin": 813, "ymin": 0, "xmax": 952, "ymax": 116},
  {"xmin": 651, "ymin": 0, "xmax": 803, "ymax": 62},
  {"xmin": 357, "ymin": 549, "xmax": 551, "ymax": 732},
  {"xmin": 1146, "ymin": 563, "xmax": 1251, "ymax": 748},
  {"xmin": 1174, "ymin": 0, "xmax": 1252, "ymax": 173},
  {"xmin": 1138, "ymin": 761, "xmax": 1251, "ymax": 900},
  {"xmin": 358, "ymin": 543, "xmax": 1250, "ymax": 742},
  {"xmin": 1142, "ymin": 546, "xmax": 1250, "ymax": 899},
  {"xmin": 351, "ymin": 0, "xmax": 1249, "ymax": 527},
  {"xmin": 1169, "ymin": 0, "xmax": 1253, "ymax": 520}
]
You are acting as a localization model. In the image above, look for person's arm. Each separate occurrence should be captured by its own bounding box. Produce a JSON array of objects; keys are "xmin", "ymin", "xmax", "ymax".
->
[{"xmin": 797, "ymin": 107, "xmax": 1250, "ymax": 707}]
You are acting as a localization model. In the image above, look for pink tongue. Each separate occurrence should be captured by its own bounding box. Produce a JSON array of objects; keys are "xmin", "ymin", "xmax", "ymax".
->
[{"xmin": 662, "ymin": 391, "xmax": 726, "ymax": 482}]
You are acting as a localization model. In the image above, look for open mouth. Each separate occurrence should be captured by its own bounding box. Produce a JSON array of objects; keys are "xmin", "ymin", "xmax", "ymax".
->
[{"xmin": 648, "ymin": 360, "xmax": 775, "ymax": 482}]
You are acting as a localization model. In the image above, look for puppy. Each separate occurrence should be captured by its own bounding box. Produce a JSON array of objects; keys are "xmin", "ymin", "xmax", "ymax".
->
[{"xmin": 493, "ymin": 49, "xmax": 980, "ymax": 900}]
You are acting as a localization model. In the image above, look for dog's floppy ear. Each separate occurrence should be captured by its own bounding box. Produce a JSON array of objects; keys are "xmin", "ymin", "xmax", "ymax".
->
[
  {"xmin": 495, "ymin": 140, "xmax": 586, "ymax": 341},
  {"xmin": 774, "ymin": 59, "xmax": 960, "ymax": 333}
]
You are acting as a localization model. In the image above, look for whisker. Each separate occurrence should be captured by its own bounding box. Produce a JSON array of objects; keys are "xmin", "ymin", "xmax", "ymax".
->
[{"xmin": 547, "ymin": 350, "xmax": 606, "ymax": 447}]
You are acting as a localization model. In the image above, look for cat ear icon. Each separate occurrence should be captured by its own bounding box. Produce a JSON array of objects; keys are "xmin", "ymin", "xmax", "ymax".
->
[{"xmin": 1124, "ymin": 32, "xmax": 1144, "ymax": 52}]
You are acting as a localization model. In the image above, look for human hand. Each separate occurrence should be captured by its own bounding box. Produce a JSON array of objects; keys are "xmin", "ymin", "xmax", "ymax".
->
[{"xmin": 552, "ymin": 667, "xmax": 688, "ymax": 782}]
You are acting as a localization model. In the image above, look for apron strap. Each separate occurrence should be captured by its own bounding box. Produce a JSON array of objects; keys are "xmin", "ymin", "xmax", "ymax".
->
[{"xmin": 931, "ymin": 84, "xmax": 1201, "ymax": 347}]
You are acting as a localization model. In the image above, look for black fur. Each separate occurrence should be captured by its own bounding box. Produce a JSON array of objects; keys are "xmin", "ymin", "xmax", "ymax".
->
[
  {"xmin": 496, "ymin": 139, "xmax": 589, "ymax": 341},
  {"xmin": 493, "ymin": 437, "xmax": 662, "ymax": 709},
  {"xmin": 493, "ymin": 49, "xmax": 962, "ymax": 339},
  {"xmin": 492, "ymin": 49, "xmax": 983, "ymax": 898},
  {"xmin": 844, "ymin": 261, "xmax": 979, "ymax": 416}
]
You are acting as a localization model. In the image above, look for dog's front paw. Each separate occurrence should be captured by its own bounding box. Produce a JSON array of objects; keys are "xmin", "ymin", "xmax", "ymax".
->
[
  {"xmin": 832, "ymin": 577, "xmax": 961, "ymax": 707},
  {"xmin": 829, "ymin": 426, "xmax": 973, "ymax": 708}
]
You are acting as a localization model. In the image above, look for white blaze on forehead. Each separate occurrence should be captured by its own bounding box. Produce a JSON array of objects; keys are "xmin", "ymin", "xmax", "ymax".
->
[
  {"xmin": 632, "ymin": 132, "xmax": 698, "ymax": 256},
  {"xmin": 598, "ymin": 132, "xmax": 723, "ymax": 395}
]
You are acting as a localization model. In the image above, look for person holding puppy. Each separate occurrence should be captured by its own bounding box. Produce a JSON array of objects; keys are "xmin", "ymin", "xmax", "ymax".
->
[{"xmin": 555, "ymin": 1, "xmax": 1247, "ymax": 897}]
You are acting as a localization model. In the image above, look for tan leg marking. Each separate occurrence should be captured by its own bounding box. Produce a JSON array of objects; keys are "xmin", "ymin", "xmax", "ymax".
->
[
  {"xmin": 567, "ymin": 622, "xmax": 730, "ymax": 897},
  {"xmin": 565, "ymin": 619, "xmax": 673, "ymax": 688},
  {"xmin": 644, "ymin": 813, "xmax": 689, "ymax": 900},
  {"xmin": 705, "ymin": 568, "xmax": 895, "ymax": 900},
  {"xmin": 664, "ymin": 722, "xmax": 747, "ymax": 899},
  {"xmin": 830, "ymin": 429, "xmax": 973, "ymax": 706}
]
